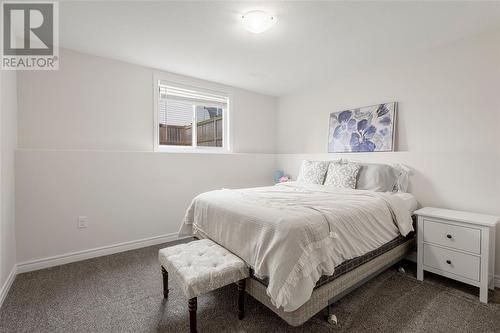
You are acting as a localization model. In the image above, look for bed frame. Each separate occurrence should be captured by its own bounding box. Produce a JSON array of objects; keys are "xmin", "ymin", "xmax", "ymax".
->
[
  {"xmin": 193, "ymin": 232, "xmax": 414, "ymax": 327},
  {"xmin": 245, "ymin": 238, "xmax": 415, "ymax": 326}
]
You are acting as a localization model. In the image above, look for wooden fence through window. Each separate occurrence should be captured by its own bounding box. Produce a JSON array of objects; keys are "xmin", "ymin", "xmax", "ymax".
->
[{"xmin": 159, "ymin": 116, "xmax": 222, "ymax": 147}]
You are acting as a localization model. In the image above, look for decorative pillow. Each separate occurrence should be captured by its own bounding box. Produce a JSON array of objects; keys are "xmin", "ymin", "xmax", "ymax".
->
[
  {"xmin": 296, "ymin": 160, "xmax": 330, "ymax": 184},
  {"xmin": 324, "ymin": 162, "xmax": 361, "ymax": 189},
  {"xmin": 356, "ymin": 162, "xmax": 399, "ymax": 192}
]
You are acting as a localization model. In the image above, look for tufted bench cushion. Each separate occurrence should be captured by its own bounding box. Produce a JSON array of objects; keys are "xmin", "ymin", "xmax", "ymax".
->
[{"xmin": 159, "ymin": 239, "xmax": 249, "ymax": 299}]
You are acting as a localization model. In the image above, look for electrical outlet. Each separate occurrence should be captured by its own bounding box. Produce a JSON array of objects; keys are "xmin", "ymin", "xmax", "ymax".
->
[{"xmin": 77, "ymin": 216, "xmax": 88, "ymax": 229}]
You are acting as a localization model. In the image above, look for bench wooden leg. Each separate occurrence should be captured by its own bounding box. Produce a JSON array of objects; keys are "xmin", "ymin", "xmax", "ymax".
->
[
  {"xmin": 189, "ymin": 297, "xmax": 197, "ymax": 333},
  {"xmin": 162, "ymin": 266, "xmax": 168, "ymax": 298},
  {"xmin": 237, "ymin": 279, "xmax": 246, "ymax": 320}
]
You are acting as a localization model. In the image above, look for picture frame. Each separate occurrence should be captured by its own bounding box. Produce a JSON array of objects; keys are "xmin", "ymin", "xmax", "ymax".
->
[{"xmin": 328, "ymin": 102, "xmax": 397, "ymax": 153}]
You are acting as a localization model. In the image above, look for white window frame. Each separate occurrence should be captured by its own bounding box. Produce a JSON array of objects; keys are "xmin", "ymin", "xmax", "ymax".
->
[{"xmin": 153, "ymin": 74, "xmax": 232, "ymax": 153}]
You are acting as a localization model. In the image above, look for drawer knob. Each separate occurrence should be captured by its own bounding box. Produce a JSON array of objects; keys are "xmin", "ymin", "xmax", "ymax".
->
[
  {"xmin": 446, "ymin": 234, "xmax": 452, "ymax": 239},
  {"xmin": 446, "ymin": 260, "xmax": 451, "ymax": 265}
]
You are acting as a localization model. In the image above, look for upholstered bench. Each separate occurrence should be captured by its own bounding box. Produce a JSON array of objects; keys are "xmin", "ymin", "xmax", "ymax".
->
[{"xmin": 159, "ymin": 239, "xmax": 249, "ymax": 333}]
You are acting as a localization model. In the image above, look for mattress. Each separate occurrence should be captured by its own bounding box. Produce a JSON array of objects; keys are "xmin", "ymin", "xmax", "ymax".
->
[
  {"xmin": 246, "ymin": 239, "xmax": 415, "ymax": 327},
  {"xmin": 251, "ymin": 229, "xmax": 415, "ymax": 289}
]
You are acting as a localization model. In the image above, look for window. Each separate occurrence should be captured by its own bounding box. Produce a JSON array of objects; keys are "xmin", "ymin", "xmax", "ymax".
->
[{"xmin": 155, "ymin": 80, "xmax": 230, "ymax": 152}]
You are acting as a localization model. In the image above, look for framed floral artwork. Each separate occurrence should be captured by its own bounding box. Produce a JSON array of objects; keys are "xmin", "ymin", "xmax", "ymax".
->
[{"xmin": 328, "ymin": 102, "xmax": 397, "ymax": 153}]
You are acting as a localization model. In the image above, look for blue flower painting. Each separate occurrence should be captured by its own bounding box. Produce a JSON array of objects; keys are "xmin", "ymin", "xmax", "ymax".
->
[{"xmin": 328, "ymin": 102, "xmax": 396, "ymax": 153}]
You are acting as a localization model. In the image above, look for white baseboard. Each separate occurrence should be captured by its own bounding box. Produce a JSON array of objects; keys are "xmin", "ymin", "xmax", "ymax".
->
[
  {"xmin": 17, "ymin": 233, "xmax": 188, "ymax": 274},
  {"xmin": 0, "ymin": 266, "xmax": 17, "ymax": 308},
  {"xmin": 8, "ymin": 233, "xmax": 500, "ymax": 303}
]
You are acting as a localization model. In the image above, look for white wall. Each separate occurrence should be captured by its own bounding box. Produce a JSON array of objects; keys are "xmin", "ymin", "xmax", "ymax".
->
[
  {"xmin": 0, "ymin": 70, "xmax": 17, "ymax": 303},
  {"xmin": 275, "ymin": 28, "xmax": 500, "ymax": 274},
  {"xmin": 14, "ymin": 28, "xmax": 500, "ymax": 281},
  {"xmin": 16, "ymin": 48, "xmax": 277, "ymax": 265},
  {"xmin": 18, "ymin": 48, "xmax": 276, "ymax": 153},
  {"xmin": 276, "ymin": 28, "xmax": 500, "ymax": 154},
  {"xmin": 15, "ymin": 151, "xmax": 274, "ymax": 263}
]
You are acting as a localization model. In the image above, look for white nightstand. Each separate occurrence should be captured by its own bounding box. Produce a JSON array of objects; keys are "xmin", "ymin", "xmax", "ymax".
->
[{"xmin": 415, "ymin": 207, "xmax": 498, "ymax": 303}]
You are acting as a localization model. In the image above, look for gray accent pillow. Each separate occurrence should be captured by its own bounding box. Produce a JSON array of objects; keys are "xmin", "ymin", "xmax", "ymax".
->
[
  {"xmin": 296, "ymin": 160, "xmax": 330, "ymax": 184},
  {"xmin": 324, "ymin": 162, "xmax": 361, "ymax": 189},
  {"xmin": 355, "ymin": 162, "xmax": 398, "ymax": 192}
]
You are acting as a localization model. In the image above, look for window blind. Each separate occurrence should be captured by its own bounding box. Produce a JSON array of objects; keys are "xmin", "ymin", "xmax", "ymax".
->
[
  {"xmin": 159, "ymin": 84, "xmax": 228, "ymax": 107},
  {"xmin": 159, "ymin": 84, "xmax": 228, "ymax": 126},
  {"xmin": 158, "ymin": 99, "xmax": 193, "ymax": 126}
]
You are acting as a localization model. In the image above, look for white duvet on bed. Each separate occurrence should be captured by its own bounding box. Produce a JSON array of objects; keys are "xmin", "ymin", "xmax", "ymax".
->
[
  {"xmin": 179, "ymin": 182, "xmax": 413, "ymax": 312},
  {"xmin": 393, "ymin": 192, "xmax": 418, "ymax": 213}
]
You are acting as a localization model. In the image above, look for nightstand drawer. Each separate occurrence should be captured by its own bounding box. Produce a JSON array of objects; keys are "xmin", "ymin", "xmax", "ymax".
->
[
  {"xmin": 423, "ymin": 219, "xmax": 480, "ymax": 254},
  {"xmin": 423, "ymin": 244, "xmax": 480, "ymax": 281}
]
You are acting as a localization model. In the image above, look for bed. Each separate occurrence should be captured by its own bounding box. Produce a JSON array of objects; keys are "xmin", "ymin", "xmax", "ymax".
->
[{"xmin": 179, "ymin": 180, "xmax": 417, "ymax": 326}]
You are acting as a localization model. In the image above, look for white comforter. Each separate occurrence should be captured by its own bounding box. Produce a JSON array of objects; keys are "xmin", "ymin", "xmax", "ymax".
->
[{"xmin": 179, "ymin": 182, "xmax": 413, "ymax": 312}]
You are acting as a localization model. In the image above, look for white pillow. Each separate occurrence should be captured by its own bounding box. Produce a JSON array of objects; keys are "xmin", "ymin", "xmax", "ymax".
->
[
  {"xmin": 296, "ymin": 160, "xmax": 329, "ymax": 184},
  {"xmin": 355, "ymin": 162, "xmax": 399, "ymax": 192},
  {"xmin": 393, "ymin": 164, "xmax": 410, "ymax": 192},
  {"xmin": 324, "ymin": 161, "xmax": 361, "ymax": 189}
]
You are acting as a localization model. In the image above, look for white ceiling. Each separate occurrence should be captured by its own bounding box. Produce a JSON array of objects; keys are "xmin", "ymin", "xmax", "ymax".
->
[{"xmin": 59, "ymin": 1, "xmax": 500, "ymax": 96}]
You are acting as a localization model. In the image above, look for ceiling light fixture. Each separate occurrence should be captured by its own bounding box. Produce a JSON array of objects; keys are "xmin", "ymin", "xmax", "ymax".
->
[{"xmin": 241, "ymin": 10, "xmax": 276, "ymax": 34}]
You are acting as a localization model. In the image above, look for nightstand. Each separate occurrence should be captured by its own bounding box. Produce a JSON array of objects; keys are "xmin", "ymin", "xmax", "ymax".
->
[{"xmin": 415, "ymin": 207, "xmax": 498, "ymax": 303}]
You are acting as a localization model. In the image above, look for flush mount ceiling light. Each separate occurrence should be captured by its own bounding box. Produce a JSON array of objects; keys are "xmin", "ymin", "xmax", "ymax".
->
[{"xmin": 241, "ymin": 10, "xmax": 276, "ymax": 34}]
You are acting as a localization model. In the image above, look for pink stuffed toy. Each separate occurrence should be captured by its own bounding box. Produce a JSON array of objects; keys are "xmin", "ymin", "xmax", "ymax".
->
[{"xmin": 278, "ymin": 176, "xmax": 290, "ymax": 183}]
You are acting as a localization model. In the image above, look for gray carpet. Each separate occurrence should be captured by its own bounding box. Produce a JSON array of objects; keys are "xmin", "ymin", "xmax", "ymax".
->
[{"xmin": 1, "ymin": 239, "xmax": 499, "ymax": 333}]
